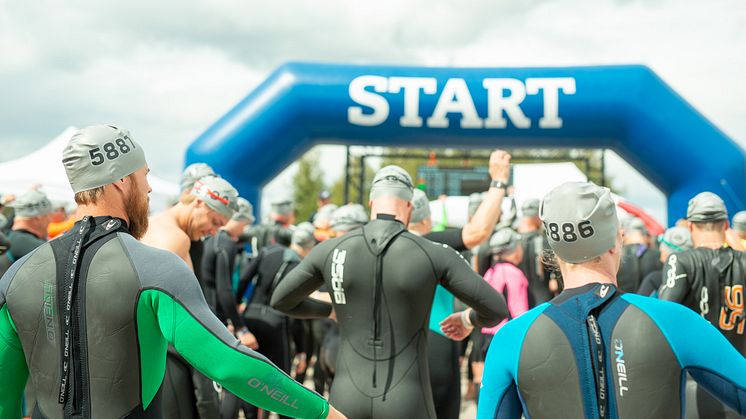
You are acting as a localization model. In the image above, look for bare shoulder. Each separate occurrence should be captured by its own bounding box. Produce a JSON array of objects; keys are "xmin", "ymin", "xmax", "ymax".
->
[{"xmin": 141, "ymin": 215, "xmax": 191, "ymax": 261}]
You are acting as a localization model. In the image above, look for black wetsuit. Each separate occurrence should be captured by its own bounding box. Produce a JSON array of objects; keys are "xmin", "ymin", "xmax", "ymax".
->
[
  {"xmin": 0, "ymin": 216, "xmax": 329, "ymax": 419},
  {"xmin": 0, "ymin": 229, "xmax": 46, "ymax": 277},
  {"xmin": 202, "ymin": 230, "xmax": 244, "ymax": 329},
  {"xmin": 245, "ymin": 223, "xmax": 293, "ymax": 254},
  {"xmin": 617, "ymin": 244, "xmax": 661, "ymax": 294},
  {"xmin": 637, "ymin": 269, "xmax": 662, "ymax": 297},
  {"xmin": 228, "ymin": 245, "xmax": 304, "ymax": 419},
  {"xmin": 519, "ymin": 230, "xmax": 553, "ymax": 307},
  {"xmin": 271, "ymin": 215, "xmax": 508, "ymax": 419},
  {"xmin": 423, "ymin": 228, "xmax": 468, "ymax": 419},
  {"xmin": 479, "ymin": 283, "xmax": 746, "ymax": 419},
  {"xmin": 659, "ymin": 247, "xmax": 746, "ymax": 418}
]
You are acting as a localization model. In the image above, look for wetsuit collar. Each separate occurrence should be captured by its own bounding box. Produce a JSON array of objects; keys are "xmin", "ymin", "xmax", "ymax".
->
[
  {"xmin": 12, "ymin": 228, "xmax": 44, "ymax": 241},
  {"xmin": 551, "ymin": 282, "xmax": 618, "ymax": 319},
  {"xmin": 376, "ymin": 213, "xmax": 402, "ymax": 223},
  {"xmin": 72, "ymin": 216, "xmax": 131, "ymax": 235}
]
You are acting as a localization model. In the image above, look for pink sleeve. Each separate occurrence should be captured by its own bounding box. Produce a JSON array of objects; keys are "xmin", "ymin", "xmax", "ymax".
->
[{"xmin": 506, "ymin": 270, "xmax": 529, "ymax": 318}]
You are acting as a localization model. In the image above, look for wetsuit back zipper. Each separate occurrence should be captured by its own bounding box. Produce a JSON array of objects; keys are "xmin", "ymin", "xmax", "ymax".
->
[{"xmin": 586, "ymin": 312, "xmax": 608, "ymax": 419}]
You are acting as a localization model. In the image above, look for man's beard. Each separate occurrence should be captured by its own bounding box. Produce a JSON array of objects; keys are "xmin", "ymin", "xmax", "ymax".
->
[{"xmin": 124, "ymin": 183, "xmax": 150, "ymax": 240}]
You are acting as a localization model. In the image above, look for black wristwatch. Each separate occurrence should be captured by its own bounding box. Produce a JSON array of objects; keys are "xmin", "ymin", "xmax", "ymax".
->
[{"xmin": 490, "ymin": 180, "xmax": 508, "ymax": 191}]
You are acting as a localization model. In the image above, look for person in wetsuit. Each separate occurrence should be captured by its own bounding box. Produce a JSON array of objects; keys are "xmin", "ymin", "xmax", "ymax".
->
[
  {"xmin": 516, "ymin": 198, "xmax": 555, "ymax": 306},
  {"xmin": 408, "ymin": 150, "xmax": 512, "ymax": 419},
  {"xmin": 617, "ymin": 217, "xmax": 661, "ymax": 293},
  {"xmin": 180, "ymin": 162, "xmax": 219, "ymax": 296},
  {"xmin": 271, "ymin": 165, "xmax": 509, "ymax": 419},
  {"xmin": 472, "ymin": 228, "xmax": 529, "ymax": 404},
  {"xmin": 202, "ymin": 197, "xmax": 255, "ymax": 331},
  {"xmin": 636, "ymin": 226, "xmax": 692, "ymax": 297},
  {"xmin": 223, "ymin": 226, "xmax": 316, "ymax": 419},
  {"xmin": 658, "ymin": 191, "xmax": 746, "ymax": 418},
  {"xmin": 0, "ymin": 189, "xmax": 53, "ymax": 278},
  {"xmin": 0, "ymin": 125, "xmax": 345, "ymax": 419},
  {"xmin": 308, "ymin": 204, "xmax": 370, "ymax": 395},
  {"xmin": 478, "ymin": 181, "xmax": 746, "ymax": 419}
]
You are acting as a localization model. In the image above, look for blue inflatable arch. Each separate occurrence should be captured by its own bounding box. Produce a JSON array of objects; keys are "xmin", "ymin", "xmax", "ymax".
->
[{"xmin": 186, "ymin": 62, "xmax": 746, "ymax": 223}]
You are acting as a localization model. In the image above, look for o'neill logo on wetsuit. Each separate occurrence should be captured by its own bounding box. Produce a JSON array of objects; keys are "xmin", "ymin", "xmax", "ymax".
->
[
  {"xmin": 43, "ymin": 279, "xmax": 55, "ymax": 342},
  {"xmin": 247, "ymin": 378, "xmax": 299, "ymax": 410},
  {"xmin": 347, "ymin": 75, "xmax": 576, "ymax": 129},
  {"xmin": 614, "ymin": 339, "xmax": 629, "ymax": 397},
  {"xmin": 331, "ymin": 248, "xmax": 347, "ymax": 304}
]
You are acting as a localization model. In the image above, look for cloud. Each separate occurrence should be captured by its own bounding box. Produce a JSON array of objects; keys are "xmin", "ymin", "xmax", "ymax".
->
[{"xmin": 1, "ymin": 0, "xmax": 744, "ymax": 222}]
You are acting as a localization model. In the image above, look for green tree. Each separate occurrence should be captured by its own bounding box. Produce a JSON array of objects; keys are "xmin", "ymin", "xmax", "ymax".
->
[
  {"xmin": 292, "ymin": 150, "xmax": 325, "ymax": 222},
  {"xmin": 329, "ymin": 155, "xmax": 376, "ymax": 208}
]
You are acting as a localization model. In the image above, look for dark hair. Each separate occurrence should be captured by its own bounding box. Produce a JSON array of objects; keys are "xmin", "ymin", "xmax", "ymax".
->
[{"xmin": 691, "ymin": 220, "xmax": 727, "ymax": 232}]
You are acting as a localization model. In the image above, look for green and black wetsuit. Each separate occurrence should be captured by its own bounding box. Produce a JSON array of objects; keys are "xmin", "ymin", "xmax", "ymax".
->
[
  {"xmin": 271, "ymin": 215, "xmax": 508, "ymax": 419},
  {"xmin": 0, "ymin": 216, "xmax": 329, "ymax": 419}
]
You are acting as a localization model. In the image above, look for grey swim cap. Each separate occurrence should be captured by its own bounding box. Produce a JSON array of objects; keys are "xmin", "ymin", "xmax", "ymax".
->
[
  {"xmin": 292, "ymin": 222, "xmax": 317, "ymax": 249},
  {"xmin": 331, "ymin": 204, "xmax": 368, "ymax": 232},
  {"xmin": 623, "ymin": 217, "xmax": 648, "ymax": 236},
  {"xmin": 232, "ymin": 197, "xmax": 255, "ymax": 223},
  {"xmin": 369, "ymin": 165, "xmax": 414, "ymax": 202},
  {"xmin": 687, "ymin": 192, "xmax": 728, "ymax": 222},
  {"xmin": 468, "ymin": 193, "xmax": 484, "ymax": 217},
  {"xmin": 732, "ymin": 211, "xmax": 746, "ymax": 233},
  {"xmin": 271, "ymin": 196, "xmax": 294, "ymax": 217},
  {"xmin": 521, "ymin": 198, "xmax": 540, "ymax": 217},
  {"xmin": 63, "ymin": 125, "xmax": 147, "ymax": 193},
  {"xmin": 181, "ymin": 163, "xmax": 216, "ymax": 193},
  {"xmin": 313, "ymin": 204, "xmax": 339, "ymax": 226},
  {"xmin": 658, "ymin": 226, "xmax": 693, "ymax": 253},
  {"xmin": 410, "ymin": 189, "xmax": 432, "ymax": 224},
  {"xmin": 190, "ymin": 176, "xmax": 239, "ymax": 219},
  {"xmin": 489, "ymin": 228, "xmax": 521, "ymax": 255},
  {"xmin": 9, "ymin": 190, "xmax": 53, "ymax": 218},
  {"xmin": 540, "ymin": 182, "xmax": 620, "ymax": 264}
]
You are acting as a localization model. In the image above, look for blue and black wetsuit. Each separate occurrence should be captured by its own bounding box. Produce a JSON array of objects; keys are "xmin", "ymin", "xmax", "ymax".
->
[{"xmin": 478, "ymin": 283, "xmax": 746, "ymax": 419}]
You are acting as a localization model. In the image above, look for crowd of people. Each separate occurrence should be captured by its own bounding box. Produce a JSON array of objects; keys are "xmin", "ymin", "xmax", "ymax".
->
[{"xmin": 0, "ymin": 124, "xmax": 744, "ymax": 419}]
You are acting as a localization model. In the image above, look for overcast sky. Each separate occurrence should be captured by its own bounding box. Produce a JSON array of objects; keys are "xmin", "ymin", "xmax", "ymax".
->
[{"xmin": 1, "ymin": 0, "xmax": 745, "ymax": 223}]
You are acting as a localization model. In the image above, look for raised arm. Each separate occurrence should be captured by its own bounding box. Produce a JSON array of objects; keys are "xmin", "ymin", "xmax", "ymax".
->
[
  {"xmin": 271, "ymin": 245, "xmax": 332, "ymax": 319},
  {"xmin": 461, "ymin": 150, "xmax": 510, "ymax": 249}
]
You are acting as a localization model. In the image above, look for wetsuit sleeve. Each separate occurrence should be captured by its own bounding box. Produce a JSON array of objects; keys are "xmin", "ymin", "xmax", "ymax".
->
[
  {"xmin": 433, "ymin": 243, "xmax": 509, "ymax": 327},
  {"xmin": 270, "ymin": 245, "xmax": 332, "ymax": 319},
  {"xmin": 0, "ymin": 304, "xmax": 27, "ymax": 417},
  {"xmin": 624, "ymin": 294, "xmax": 746, "ymax": 415},
  {"xmin": 424, "ymin": 228, "xmax": 467, "ymax": 252},
  {"xmin": 123, "ymin": 238, "xmax": 329, "ymax": 419},
  {"xmin": 0, "ymin": 264, "xmax": 28, "ymax": 418},
  {"xmin": 215, "ymin": 240, "xmax": 244, "ymax": 329},
  {"xmin": 657, "ymin": 253, "xmax": 690, "ymax": 302}
]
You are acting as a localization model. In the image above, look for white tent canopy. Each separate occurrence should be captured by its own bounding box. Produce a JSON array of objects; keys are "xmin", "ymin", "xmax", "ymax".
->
[{"xmin": 0, "ymin": 127, "xmax": 178, "ymax": 212}]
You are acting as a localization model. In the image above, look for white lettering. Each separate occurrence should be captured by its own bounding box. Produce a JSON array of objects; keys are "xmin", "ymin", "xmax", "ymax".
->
[
  {"xmin": 614, "ymin": 339, "xmax": 629, "ymax": 396},
  {"xmin": 483, "ymin": 78, "xmax": 531, "ymax": 129},
  {"xmin": 331, "ymin": 249, "xmax": 348, "ymax": 305},
  {"xmin": 348, "ymin": 76, "xmax": 389, "ymax": 126},
  {"xmin": 426, "ymin": 78, "xmax": 483, "ymax": 129},
  {"xmin": 347, "ymin": 75, "xmax": 575, "ymax": 129},
  {"xmin": 525, "ymin": 77, "xmax": 576, "ymax": 128},
  {"xmin": 388, "ymin": 77, "xmax": 437, "ymax": 127}
]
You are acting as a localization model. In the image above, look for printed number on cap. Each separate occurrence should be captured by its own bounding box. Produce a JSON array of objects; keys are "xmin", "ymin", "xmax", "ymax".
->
[
  {"xmin": 89, "ymin": 137, "xmax": 136, "ymax": 166},
  {"xmin": 547, "ymin": 221, "xmax": 594, "ymax": 242}
]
